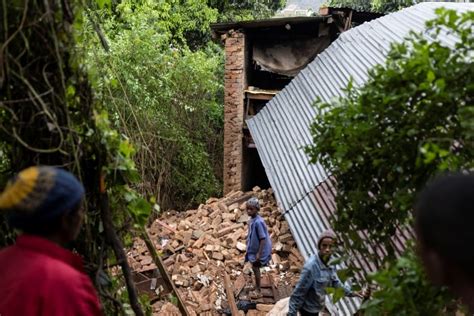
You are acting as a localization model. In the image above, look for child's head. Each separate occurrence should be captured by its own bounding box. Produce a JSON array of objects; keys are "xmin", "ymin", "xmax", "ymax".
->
[{"xmin": 246, "ymin": 197, "xmax": 260, "ymax": 217}]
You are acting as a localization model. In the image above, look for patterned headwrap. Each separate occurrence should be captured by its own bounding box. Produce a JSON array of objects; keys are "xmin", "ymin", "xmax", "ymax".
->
[
  {"xmin": 246, "ymin": 197, "xmax": 260, "ymax": 210},
  {"xmin": 0, "ymin": 166, "xmax": 85, "ymax": 225}
]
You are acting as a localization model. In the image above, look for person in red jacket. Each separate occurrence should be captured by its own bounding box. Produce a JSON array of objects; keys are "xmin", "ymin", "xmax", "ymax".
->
[{"xmin": 0, "ymin": 166, "xmax": 102, "ymax": 316}]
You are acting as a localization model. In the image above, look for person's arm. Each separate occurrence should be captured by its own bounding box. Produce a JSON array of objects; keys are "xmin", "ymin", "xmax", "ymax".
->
[
  {"xmin": 331, "ymin": 272, "xmax": 365, "ymax": 298},
  {"xmin": 255, "ymin": 221, "xmax": 267, "ymax": 261},
  {"xmin": 288, "ymin": 264, "xmax": 313, "ymax": 316},
  {"xmin": 256, "ymin": 239, "xmax": 265, "ymax": 261},
  {"xmin": 330, "ymin": 272, "xmax": 352, "ymax": 296}
]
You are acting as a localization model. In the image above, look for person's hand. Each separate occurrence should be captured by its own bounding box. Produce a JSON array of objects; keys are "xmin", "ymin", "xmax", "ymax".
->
[
  {"xmin": 256, "ymin": 253, "xmax": 261, "ymax": 262},
  {"xmin": 354, "ymin": 288, "xmax": 371, "ymax": 299}
]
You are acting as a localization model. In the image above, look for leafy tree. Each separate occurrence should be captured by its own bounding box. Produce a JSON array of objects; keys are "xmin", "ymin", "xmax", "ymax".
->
[
  {"xmin": 1, "ymin": 0, "xmax": 151, "ymax": 314},
  {"xmin": 90, "ymin": 0, "xmax": 218, "ymax": 50},
  {"xmin": 306, "ymin": 9, "xmax": 473, "ymax": 313},
  {"xmin": 328, "ymin": 0, "xmax": 415, "ymax": 13},
  {"xmin": 307, "ymin": 9, "xmax": 474, "ymax": 315},
  {"xmin": 208, "ymin": 0, "xmax": 286, "ymax": 22},
  {"xmin": 306, "ymin": 9, "xmax": 474, "ymax": 315},
  {"xmin": 361, "ymin": 247, "xmax": 457, "ymax": 315},
  {"xmin": 306, "ymin": 8, "xmax": 473, "ymax": 258},
  {"xmin": 84, "ymin": 1, "xmax": 224, "ymax": 210}
]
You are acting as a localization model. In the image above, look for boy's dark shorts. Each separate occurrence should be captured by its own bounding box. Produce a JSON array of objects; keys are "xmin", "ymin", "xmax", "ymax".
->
[{"xmin": 251, "ymin": 260, "xmax": 268, "ymax": 268}]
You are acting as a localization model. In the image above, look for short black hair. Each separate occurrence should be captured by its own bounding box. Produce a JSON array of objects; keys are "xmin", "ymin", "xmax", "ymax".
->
[{"xmin": 415, "ymin": 172, "xmax": 474, "ymax": 279}]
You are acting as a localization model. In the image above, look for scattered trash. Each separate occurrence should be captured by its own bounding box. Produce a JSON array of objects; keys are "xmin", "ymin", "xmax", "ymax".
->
[
  {"xmin": 197, "ymin": 274, "xmax": 210, "ymax": 287},
  {"xmin": 159, "ymin": 237, "xmax": 169, "ymax": 248}
]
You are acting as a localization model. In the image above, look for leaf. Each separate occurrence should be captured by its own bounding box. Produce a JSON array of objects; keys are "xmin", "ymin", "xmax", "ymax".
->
[
  {"xmin": 427, "ymin": 70, "xmax": 435, "ymax": 83},
  {"xmin": 95, "ymin": 0, "xmax": 110, "ymax": 9},
  {"xmin": 128, "ymin": 197, "xmax": 152, "ymax": 227}
]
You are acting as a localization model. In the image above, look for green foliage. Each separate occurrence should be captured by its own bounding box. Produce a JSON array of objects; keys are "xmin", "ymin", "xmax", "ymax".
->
[
  {"xmin": 208, "ymin": 0, "xmax": 286, "ymax": 22},
  {"xmin": 94, "ymin": 111, "xmax": 152, "ymax": 229},
  {"xmin": 328, "ymin": 0, "xmax": 414, "ymax": 13},
  {"xmin": 306, "ymin": 8, "xmax": 473, "ymax": 256},
  {"xmin": 108, "ymin": 0, "xmax": 218, "ymax": 50},
  {"xmin": 362, "ymin": 246, "xmax": 457, "ymax": 315},
  {"xmin": 84, "ymin": 1, "xmax": 224, "ymax": 210},
  {"xmin": 306, "ymin": 8, "xmax": 473, "ymax": 314},
  {"xmin": 1, "ymin": 0, "xmax": 156, "ymax": 313}
]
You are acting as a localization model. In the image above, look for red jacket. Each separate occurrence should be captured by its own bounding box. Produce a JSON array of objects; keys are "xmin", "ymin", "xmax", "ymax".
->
[{"xmin": 0, "ymin": 235, "xmax": 103, "ymax": 316}]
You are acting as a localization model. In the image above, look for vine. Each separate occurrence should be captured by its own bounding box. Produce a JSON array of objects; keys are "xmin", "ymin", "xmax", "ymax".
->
[{"xmin": 0, "ymin": 0, "xmax": 151, "ymax": 314}]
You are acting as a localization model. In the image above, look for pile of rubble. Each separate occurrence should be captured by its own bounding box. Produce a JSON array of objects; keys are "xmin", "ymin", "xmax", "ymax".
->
[{"xmin": 127, "ymin": 187, "xmax": 305, "ymax": 315}]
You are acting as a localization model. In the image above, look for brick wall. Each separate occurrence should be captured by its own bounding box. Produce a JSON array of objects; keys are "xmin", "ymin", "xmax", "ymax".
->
[{"xmin": 223, "ymin": 30, "xmax": 246, "ymax": 194}]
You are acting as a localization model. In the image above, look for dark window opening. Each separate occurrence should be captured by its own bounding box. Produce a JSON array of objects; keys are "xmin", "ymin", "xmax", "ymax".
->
[
  {"xmin": 249, "ymin": 67, "xmax": 292, "ymax": 91},
  {"xmin": 242, "ymin": 145, "xmax": 270, "ymax": 191},
  {"xmin": 245, "ymin": 98, "xmax": 270, "ymax": 122}
]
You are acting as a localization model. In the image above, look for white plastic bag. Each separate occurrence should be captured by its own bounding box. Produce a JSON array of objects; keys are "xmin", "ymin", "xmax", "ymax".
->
[{"xmin": 266, "ymin": 296, "xmax": 340, "ymax": 316}]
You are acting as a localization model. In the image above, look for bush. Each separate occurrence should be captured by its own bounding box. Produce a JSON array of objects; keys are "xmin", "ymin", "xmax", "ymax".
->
[{"xmin": 306, "ymin": 8, "xmax": 473, "ymax": 314}]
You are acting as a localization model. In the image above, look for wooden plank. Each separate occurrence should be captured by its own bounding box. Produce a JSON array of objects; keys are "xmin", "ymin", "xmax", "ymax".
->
[
  {"xmin": 233, "ymin": 274, "xmax": 246, "ymax": 297},
  {"xmin": 223, "ymin": 270, "xmax": 239, "ymax": 316},
  {"xmin": 225, "ymin": 192, "xmax": 254, "ymax": 207},
  {"xmin": 155, "ymin": 220, "xmax": 177, "ymax": 234},
  {"xmin": 245, "ymin": 92, "xmax": 275, "ymax": 101},
  {"xmin": 141, "ymin": 230, "xmax": 190, "ymax": 316}
]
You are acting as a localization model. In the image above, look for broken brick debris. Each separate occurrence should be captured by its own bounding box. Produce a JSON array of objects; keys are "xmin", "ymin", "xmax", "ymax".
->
[{"xmin": 128, "ymin": 187, "xmax": 304, "ymax": 315}]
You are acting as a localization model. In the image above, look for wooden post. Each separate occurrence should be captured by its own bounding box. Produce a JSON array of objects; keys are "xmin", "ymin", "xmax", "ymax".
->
[
  {"xmin": 223, "ymin": 270, "xmax": 239, "ymax": 316},
  {"xmin": 141, "ymin": 230, "xmax": 190, "ymax": 316}
]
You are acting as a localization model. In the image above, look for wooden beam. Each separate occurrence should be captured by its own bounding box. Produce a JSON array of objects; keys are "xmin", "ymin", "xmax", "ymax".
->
[
  {"xmin": 245, "ymin": 93, "xmax": 275, "ymax": 101},
  {"xmin": 141, "ymin": 230, "xmax": 190, "ymax": 316},
  {"xmin": 223, "ymin": 270, "xmax": 239, "ymax": 316}
]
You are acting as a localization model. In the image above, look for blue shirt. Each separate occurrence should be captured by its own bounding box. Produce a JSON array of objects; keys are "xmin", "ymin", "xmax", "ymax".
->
[
  {"xmin": 288, "ymin": 254, "xmax": 352, "ymax": 315},
  {"xmin": 245, "ymin": 215, "xmax": 272, "ymax": 264}
]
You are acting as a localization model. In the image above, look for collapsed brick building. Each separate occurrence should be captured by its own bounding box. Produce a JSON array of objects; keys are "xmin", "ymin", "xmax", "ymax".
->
[{"xmin": 211, "ymin": 11, "xmax": 376, "ymax": 194}]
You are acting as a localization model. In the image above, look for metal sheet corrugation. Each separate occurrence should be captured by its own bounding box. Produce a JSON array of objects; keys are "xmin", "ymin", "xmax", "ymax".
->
[{"xmin": 247, "ymin": 3, "xmax": 473, "ymax": 315}]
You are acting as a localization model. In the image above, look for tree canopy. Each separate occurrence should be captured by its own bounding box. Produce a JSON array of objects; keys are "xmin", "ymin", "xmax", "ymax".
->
[
  {"xmin": 208, "ymin": 0, "xmax": 286, "ymax": 22},
  {"xmin": 306, "ymin": 8, "xmax": 473, "ymax": 314},
  {"xmin": 328, "ymin": 0, "xmax": 415, "ymax": 13}
]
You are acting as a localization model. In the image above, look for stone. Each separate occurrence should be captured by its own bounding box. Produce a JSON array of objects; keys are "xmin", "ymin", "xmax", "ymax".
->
[
  {"xmin": 236, "ymin": 242, "xmax": 246, "ymax": 252},
  {"xmin": 279, "ymin": 233, "xmax": 293, "ymax": 243},
  {"xmin": 191, "ymin": 265, "xmax": 201, "ymax": 274},
  {"xmin": 206, "ymin": 197, "xmax": 219, "ymax": 204},
  {"xmin": 214, "ymin": 223, "xmax": 244, "ymax": 238},
  {"xmin": 159, "ymin": 302, "xmax": 181, "ymax": 316},
  {"xmin": 237, "ymin": 213, "xmax": 250, "ymax": 223},
  {"xmin": 212, "ymin": 252, "xmax": 224, "ymax": 261},
  {"xmin": 272, "ymin": 253, "xmax": 281, "ymax": 265},
  {"xmin": 192, "ymin": 230, "xmax": 204, "ymax": 240},
  {"xmin": 257, "ymin": 304, "xmax": 274, "ymax": 312}
]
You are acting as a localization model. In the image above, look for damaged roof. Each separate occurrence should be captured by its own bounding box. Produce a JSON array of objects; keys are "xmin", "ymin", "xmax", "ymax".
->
[
  {"xmin": 247, "ymin": 2, "xmax": 473, "ymax": 315},
  {"xmin": 211, "ymin": 16, "xmax": 328, "ymax": 33}
]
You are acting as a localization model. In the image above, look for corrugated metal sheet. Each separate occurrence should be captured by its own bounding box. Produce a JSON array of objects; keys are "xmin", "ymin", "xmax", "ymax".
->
[{"xmin": 247, "ymin": 3, "xmax": 473, "ymax": 315}]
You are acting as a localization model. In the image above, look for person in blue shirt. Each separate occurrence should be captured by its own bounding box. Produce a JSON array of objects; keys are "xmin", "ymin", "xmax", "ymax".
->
[
  {"xmin": 288, "ymin": 229, "xmax": 364, "ymax": 316},
  {"xmin": 244, "ymin": 197, "xmax": 272, "ymax": 299}
]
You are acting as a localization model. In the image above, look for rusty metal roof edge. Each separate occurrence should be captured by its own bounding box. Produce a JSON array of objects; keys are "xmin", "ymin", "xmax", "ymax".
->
[{"xmin": 211, "ymin": 15, "xmax": 329, "ymax": 33}]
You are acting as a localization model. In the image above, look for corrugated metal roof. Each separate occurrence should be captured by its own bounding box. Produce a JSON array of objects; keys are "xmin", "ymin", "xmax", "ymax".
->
[{"xmin": 247, "ymin": 2, "xmax": 473, "ymax": 315}]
